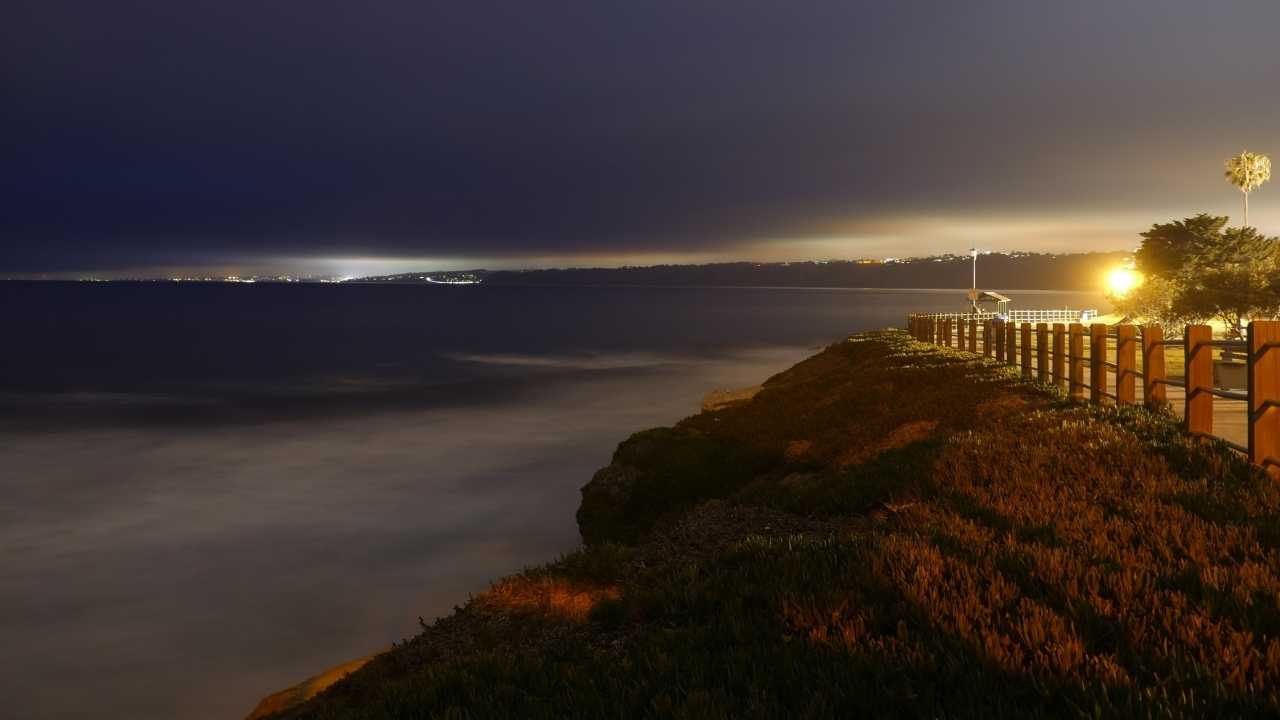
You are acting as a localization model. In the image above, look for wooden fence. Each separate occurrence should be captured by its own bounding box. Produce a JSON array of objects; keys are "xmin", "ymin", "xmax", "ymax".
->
[
  {"xmin": 906, "ymin": 314, "xmax": 1280, "ymax": 476},
  {"xmin": 913, "ymin": 309, "xmax": 1099, "ymax": 324}
]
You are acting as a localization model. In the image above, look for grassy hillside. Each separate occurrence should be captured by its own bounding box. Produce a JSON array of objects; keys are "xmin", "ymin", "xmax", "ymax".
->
[{"xmin": 262, "ymin": 331, "xmax": 1280, "ymax": 719}]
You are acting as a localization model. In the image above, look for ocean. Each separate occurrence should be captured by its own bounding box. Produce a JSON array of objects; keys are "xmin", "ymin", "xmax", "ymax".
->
[{"xmin": 0, "ymin": 282, "xmax": 1106, "ymax": 719}]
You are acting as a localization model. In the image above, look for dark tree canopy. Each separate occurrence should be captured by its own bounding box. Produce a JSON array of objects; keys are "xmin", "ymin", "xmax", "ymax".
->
[
  {"xmin": 1135, "ymin": 214, "xmax": 1225, "ymax": 278},
  {"xmin": 1121, "ymin": 214, "xmax": 1280, "ymax": 336}
]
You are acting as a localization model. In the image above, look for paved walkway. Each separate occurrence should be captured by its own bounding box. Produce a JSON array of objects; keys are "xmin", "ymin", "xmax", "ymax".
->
[{"xmin": 948, "ymin": 331, "xmax": 1249, "ymax": 451}]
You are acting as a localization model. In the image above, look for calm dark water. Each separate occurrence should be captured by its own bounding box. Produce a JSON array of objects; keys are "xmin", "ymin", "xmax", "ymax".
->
[{"xmin": 0, "ymin": 282, "xmax": 1105, "ymax": 719}]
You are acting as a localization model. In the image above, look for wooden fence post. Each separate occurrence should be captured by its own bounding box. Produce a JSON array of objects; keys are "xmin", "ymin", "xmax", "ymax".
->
[
  {"xmin": 968, "ymin": 318, "xmax": 978, "ymax": 353},
  {"xmin": 1020, "ymin": 323, "xmax": 1032, "ymax": 377},
  {"xmin": 983, "ymin": 320, "xmax": 992, "ymax": 356},
  {"xmin": 1141, "ymin": 325, "xmax": 1165, "ymax": 408},
  {"xmin": 926, "ymin": 317, "xmax": 934, "ymax": 344},
  {"xmin": 1069, "ymin": 323, "xmax": 1084, "ymax": 400},
  {"xmin": 956, "ymin": 317, "xmax": 965, "ymax": 349},
  {"xmin": 1090, "ymin": 324, "xmax": 1107, "ymax": 403},
  {"xmin": 944, "ymin": 319, "xmax": 953, "ymax": 347},
  {"xmin": 1185, "ymin": 324, "xmax": 1213, "ymax": 437},
  {"xmin": 1249, "ymin": 321, "xmax": 1280, "ymax": 475},
  {"xmin": 1116, "ymin": 324, "xmax": 1136, "ymax": 405},
  {"xmin": 1036, "ymin": 323, "xmax": 1049, "ymax": 382},
  {"xmin": 1006, "ymin": 320, "xmax": 1017, "ymax": 367},
  {"xmin": 1052, "ymin": 323, "xmax": 1066, "ymax": 390},
  {"xmin": 995, "ymin": 321, "xmax": 1006, "ymax": 362}
]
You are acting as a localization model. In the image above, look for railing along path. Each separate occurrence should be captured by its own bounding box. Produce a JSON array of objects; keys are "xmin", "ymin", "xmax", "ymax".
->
[
  {"xmin": 905, "ymin": 313, "xmax": 1280, "ymax": 475},
  {"xmin": 914, "ymin": 309, "xmax": 1099, "ymax": 323}
]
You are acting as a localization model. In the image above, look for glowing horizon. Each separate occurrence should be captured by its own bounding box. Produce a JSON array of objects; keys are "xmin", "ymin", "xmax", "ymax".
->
[{"xmin": 7, "ymin": 210, "xmax": 1193, "ymax": 280}]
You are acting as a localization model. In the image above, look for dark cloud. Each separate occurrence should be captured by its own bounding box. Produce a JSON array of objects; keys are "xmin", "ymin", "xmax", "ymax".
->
[{"xmin": 4, "ymin": 1, "xmax": 1279, "ymax": 272}]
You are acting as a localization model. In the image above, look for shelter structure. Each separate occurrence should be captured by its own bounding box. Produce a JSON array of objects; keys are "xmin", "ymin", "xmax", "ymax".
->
[{"xmin": 967, "ymin": 289, "xmax": 1011, "ymax": 315}]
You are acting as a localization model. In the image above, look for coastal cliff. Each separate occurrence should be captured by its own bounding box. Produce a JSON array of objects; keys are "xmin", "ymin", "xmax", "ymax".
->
[{"xmin": 252, "ymin": 330, "xmax": 1280, "ymax": 718}]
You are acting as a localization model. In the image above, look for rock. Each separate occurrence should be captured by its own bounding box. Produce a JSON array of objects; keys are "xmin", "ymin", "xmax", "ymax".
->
[
  {"xmin": 576, "ymin": 463, "xmax": 642, "ymax": 545},
  {"xmin": 611, "ymin": 427, "xmax": 680, "ymax": 466}
]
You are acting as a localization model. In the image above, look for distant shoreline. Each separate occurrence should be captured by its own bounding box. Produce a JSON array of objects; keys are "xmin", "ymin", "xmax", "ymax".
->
[
  {"xmin": 0, "ymin": 279, "xmax": 1103, "ymax": 294},
  {"xmin": 0, "ymin": 250, "xmax": 1130, "ymax": 289}
]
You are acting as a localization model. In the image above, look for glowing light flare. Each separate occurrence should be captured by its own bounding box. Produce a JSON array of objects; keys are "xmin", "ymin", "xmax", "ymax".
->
[{"xmin": 1106, "ymin": 266, "xmax": 1142, "ymax": 297}]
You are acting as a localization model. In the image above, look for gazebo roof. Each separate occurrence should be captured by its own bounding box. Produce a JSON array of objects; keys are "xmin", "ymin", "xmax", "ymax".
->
[{"xmin": 966, "ymin": 289, "xmax": 1011, "ymax": 303}]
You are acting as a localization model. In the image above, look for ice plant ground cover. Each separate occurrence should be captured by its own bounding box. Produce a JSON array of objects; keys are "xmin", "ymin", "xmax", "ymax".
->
[{"xmin": 265, "ymin": 331, "xmax": 1280, "ymax": 719}]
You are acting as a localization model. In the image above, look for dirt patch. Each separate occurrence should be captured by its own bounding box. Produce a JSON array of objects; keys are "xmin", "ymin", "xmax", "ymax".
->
[
  {"xmin": 246, "ymin": 654, "xmax": 382, "ymax": 720},
  {"xmin": 702, "ymin": 385, "xmax": 763, "ymax": 411}
]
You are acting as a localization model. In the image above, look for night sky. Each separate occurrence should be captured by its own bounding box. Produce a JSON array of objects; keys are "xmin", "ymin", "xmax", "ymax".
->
[{"xmin": 4, "ymin": 1, "xmax": 1279, "ymax": 277}]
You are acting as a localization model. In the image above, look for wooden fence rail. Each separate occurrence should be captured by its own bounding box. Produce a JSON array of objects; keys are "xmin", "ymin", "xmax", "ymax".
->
[
  {"xmin": 1036, "ymin": 323, "xmax": 1048, "ymax": 383},
  {"xmin": 905, "ymin": 313, "xmax": 1280, "ymax": 477},
  {"xmin": 914, "ymin": 309, "xmax": 1100, "ymax": 323},
  {"xmin": 1069, "ymin": 323, "xmax": 1084, "ymax": 401},
  {"xmin": 1020, "ymin": 323, "xmax": 1032, "ymax": 378},
  {"xmin": 1052, "ymin": 323, "xmax": 1065, "ymax": 390}
]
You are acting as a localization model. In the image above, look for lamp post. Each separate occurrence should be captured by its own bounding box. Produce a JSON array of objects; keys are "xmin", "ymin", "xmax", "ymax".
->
[{"xmin": 968, "ymin": 247, "xmax": 986, "ymax": 311}]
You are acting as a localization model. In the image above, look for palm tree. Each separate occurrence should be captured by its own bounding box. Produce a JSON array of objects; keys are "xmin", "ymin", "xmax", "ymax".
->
[{"xmin": 1224, "ymin": 151, "xmax": 1271, "ymax": 227}]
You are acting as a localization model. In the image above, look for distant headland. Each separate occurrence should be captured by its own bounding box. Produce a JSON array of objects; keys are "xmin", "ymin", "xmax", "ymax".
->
[
  {"xmin": 351, "ymin": 251, "xmax": 1128, "ymax": 291},
  {"xmin": 11, "ymin": 251, "xmax": 1129, "ymax": 291}
]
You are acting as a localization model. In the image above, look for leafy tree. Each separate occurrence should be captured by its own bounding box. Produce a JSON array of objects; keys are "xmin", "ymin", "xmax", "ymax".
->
[
  {"xmin": 1111, "ymin": 275, "xmax": 1185, "ymax": 328},
  {"xmin": 1224, "ymin": 151, "xmax": 1271, "ymax": 227},
  {"xmin": 1119, "ymin": 215, "xmax": 1280, "ymax": 337},
  {"xmin": 1134, "ymin": 214, "xmax": 1229, "ymax": 277},
  {"xmin": 1172, "ymin": 226, "xmax": 1280, "ymax": 336}
]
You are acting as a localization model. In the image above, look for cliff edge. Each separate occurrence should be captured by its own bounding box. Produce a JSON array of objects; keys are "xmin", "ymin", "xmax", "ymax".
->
[{"xmin": 253, "ymin": 330, "xmax": 1280, "ymax": 719}]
